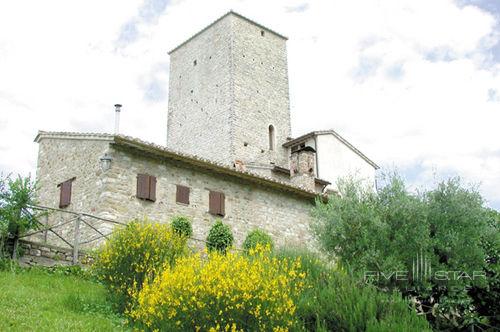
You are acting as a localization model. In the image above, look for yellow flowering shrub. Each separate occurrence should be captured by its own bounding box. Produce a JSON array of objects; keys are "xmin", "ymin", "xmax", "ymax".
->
[
  {"xmin": 93, "ymin": 220, "xmax": 188, "ymax": 310},
  {"xmin": 129, "ymin": 245, "xmax": 306, "ymax": 331}
]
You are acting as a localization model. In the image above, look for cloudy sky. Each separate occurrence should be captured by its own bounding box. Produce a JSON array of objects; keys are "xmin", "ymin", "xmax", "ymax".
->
[{"xmin": 0, "ymin": 0, "xmax": 499, "ymax": 209}]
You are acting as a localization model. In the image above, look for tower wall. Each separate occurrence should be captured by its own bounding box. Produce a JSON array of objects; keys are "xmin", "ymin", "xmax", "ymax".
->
[
  {"xmin": 167, "ymin": 12, "xmax": 291, "ymax": 169},
  {"xmin": 231, "ymin": 15, "xmax": 291, "ymax": 168},
  {"xmin": 167, "ymin": 16, "xmax": 234, "ymax": 164}
]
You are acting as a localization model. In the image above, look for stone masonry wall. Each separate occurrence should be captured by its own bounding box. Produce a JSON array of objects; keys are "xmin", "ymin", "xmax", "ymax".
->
[
  {"xmin": 34, "ymin": 136, "xmax": 115, "ymax": 247},
  {"xmin": 18, "ymin": 240, "xmax": 92, "ymax": 267},
  {"xmin": 167, "ymin": 15, "xmax": 234, "ymax": 165},
  {"xmin": 231, "ymin": 14, "xmax": 292, "ymax": 169},
  {"xmin": 100, "ymin": 145, "xmax": 315, "ymax": 249},
  {"xmin": 167, "ymin": 13, "xmax": 292, "ymax": 174}
]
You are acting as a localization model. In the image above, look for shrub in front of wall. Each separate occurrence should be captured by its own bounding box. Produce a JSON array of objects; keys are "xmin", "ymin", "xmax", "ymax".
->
[
  {"xmin": 170, "ymin": 215, "xmax": 193, "ymax": 238},
  {"xmin": 276, "ymin": 248, "xmax": 432, "ymax": 332},
  {"xmin": 93, "ymin": 220, "xmax": 188, "ymax": 311},
  {"xmin": 243, "ymin": 229, "xmax": 274, "ymax": 252},
  {"xmin": 129, "ymin": 245, "xmax": 306, "ymax": 331},
  {"xmin": 206, "ymin": 219, "xmax": 233, "ymax": 253}
]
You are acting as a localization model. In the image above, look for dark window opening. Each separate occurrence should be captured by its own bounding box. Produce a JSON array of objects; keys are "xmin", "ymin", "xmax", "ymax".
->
[
  {"xmin": 209, "ymin": 191, "xmax": 225, "ymax": 216},
  {"xmin": 291, "ymin": 142, "xmax": 306, "ymax": 152},
  {"xmin": 261, "ymin": 30, "xmax": 265, "ymax": 36},
  {"xmin": 176, "ymin": 185, "xmax": 190, "ymax": 205},
  {"xmin": 269, "ymin": 125, "xmax": 275, "ymax": 151},
  {"xmin": 137, "ymin": 174, "xmax": 156, "ymax": 202},
  {"xmin": 193, "ymin": 60, "xmax": 197, "ymax": 66}
]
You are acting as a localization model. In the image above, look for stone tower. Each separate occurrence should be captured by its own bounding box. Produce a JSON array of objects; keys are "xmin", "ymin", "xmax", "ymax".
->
[{"xmin": 166, "ymin": 11, "xmax": 292, "ymax": 171}]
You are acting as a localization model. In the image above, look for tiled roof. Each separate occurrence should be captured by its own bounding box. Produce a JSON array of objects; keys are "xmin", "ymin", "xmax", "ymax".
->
[{"xmin": 35, "ymin": 131, "xmax": 322, "ymax": 200}]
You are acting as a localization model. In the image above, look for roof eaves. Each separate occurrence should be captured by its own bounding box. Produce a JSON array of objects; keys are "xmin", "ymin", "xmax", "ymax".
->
[
  {"xmin": 34, "ymin": 131, "xmax": 114, "ymax": 143},
  {"xmin": 112, "ymin": 135, "xmax": 317, "ymax": 199},
  {"xmin": 168, "ymin": 10, "xmax": 288, "ymax": 55}
]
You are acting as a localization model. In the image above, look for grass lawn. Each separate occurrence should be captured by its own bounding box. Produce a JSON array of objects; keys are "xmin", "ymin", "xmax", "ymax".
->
[{"xmin": 0, "ymin": 267, "xmax": 128, "ymax": 331}]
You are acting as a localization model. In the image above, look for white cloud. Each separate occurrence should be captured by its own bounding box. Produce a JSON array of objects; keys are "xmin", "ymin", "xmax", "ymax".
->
[{"xmin": 0, "ymin": 0, "xmax": 499, "ymax": 208}]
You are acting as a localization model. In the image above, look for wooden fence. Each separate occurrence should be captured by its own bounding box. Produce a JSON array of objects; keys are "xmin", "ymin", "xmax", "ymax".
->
[{"xmin": 19, "ymin": 205, "xmax": 125, "ymax": 264}]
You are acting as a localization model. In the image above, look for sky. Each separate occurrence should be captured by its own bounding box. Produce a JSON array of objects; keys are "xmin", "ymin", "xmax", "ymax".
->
[{"xmin": 0, "ymin": 0, "xmax": 499, "ymax": 209}]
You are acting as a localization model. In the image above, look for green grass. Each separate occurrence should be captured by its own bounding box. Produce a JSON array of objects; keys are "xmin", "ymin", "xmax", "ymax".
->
[{"xmin": 0, "ymin": 267, "xmax": 128, "ymax": 331}]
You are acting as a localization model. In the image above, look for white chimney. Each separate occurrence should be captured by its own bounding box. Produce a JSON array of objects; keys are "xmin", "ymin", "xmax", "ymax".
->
[{"xmin": 114, "ymin": 104, "xmax": 122, "ymax": 134}]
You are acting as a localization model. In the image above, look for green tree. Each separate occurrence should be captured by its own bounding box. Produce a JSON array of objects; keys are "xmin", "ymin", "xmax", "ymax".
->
[
  {"xmin": 312, "ymin": 174, "xmax": 498, "ymax": 330},
  {"xmin": 0, "ymin": 175, "xmax": 40, "ymax": 258}
]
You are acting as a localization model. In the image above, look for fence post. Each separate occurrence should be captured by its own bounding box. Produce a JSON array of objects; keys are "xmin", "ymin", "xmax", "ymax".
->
[
  {"xmin": 43, "ymin": 214, "xmax": 48, "ymax": 243},
  {"xmin": 72, "ymin": 214, "xmax": 81, "ymax": 265}
]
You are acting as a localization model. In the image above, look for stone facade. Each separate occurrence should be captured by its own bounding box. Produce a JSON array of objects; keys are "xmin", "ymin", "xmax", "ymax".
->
[
  {"xmin": 35, "ymin": 133, "xmax": 317, "ymax": 250},
  {"xmin": 290, "ymin": 148, "xmax": 317, "ymax": 190},
  {"xmin": 35, "ymin": 134, "xmax": 112, "ymax": 217},
  {"xmin": 167, "ymin": 12, "xmax": 291, "ymax": 172},
  {"xmin": 18, "ymin": 240, "xmax": 92, "ymax": 267}
]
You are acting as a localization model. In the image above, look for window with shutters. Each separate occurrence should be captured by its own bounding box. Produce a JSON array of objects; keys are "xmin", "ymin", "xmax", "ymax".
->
[
  {"xmin": 209, "ymin": 191, "xmax": 225, "ymax": 216},
  {"xmin": 57, "ymin": 177, "xmax": 75, "ymax": 208},
  {"xmin": 136, "ymin": 174, "xmax": 156, "ymax": 202},
  {"xmin": 176, "ymin": 185, "xmax": 190, "ymax": 205}
]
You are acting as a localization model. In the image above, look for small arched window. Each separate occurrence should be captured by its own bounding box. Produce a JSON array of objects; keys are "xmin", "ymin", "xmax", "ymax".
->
[{"xmin": 268, "ymin": 125, "xmax": 275, "ymax": 151}]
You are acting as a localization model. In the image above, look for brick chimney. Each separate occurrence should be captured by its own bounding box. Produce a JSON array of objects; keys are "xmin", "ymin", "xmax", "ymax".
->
[{"xmin": 290, "ymin": 146, "xmax": 316, "ymax": 191}]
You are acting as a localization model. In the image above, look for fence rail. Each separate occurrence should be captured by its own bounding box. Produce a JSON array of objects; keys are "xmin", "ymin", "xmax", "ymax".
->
[
  {"xmin": 19, "ymin": 205, "xmax": 246, "ymax": 265},
  {"xmin": 20, "ymin": 205, "xmax": 126, "ymax": 264}
]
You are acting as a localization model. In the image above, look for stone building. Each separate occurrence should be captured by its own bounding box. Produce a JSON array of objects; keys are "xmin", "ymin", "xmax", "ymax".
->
[{"xmin": 34, "ymin": 11, "xmax": 378, "ymax": 249}]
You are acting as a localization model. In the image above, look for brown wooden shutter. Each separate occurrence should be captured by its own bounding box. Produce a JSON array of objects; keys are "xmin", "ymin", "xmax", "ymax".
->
[
  {"xmin": 209, "ymin": 191, "xmax": 225, "ymax": 216},
  {"xmin": 219, "ymin": 192, "xmax": 225, "ymax": 216},
  {"xmin": 136, "ymin": 174, "xmax": 149, "ymax": 200},
  {"xmin": 209, "ymin": 191, "xmax": 219, "ymax": 215},
  {"xmin": 58, "ymin": 180, "xmax": 72, "ymax": 208},
  {"xmin": 148, "ymin": 176, "xmax": 156, "ymax": 202},
  {"xmin": 176, "ymin": 185, "xmax": 190, "ymax": 204}
]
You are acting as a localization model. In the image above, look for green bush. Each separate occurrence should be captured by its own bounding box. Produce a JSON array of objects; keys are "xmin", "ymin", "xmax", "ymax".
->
[
  {"xmin": 206, "ymin": 219, "xmax": 233, "ymax": 253},
  {"xmin": 312, "ymin": 174, "xmax": 498, "ymax": 330},
  {"xmin": 93, "ymin": 220, "xmax": 188, "ymax": 311},
  {"xmin": 243, "ymin": 229, "xmax": 274, "ymax": 251},
  {"xmin": 276, "ymin": 248, "xmax": 431, "ymax": 331},
  {"xmin": 170, "ymin": 215, "xmax": 193, "ymax": 238}
]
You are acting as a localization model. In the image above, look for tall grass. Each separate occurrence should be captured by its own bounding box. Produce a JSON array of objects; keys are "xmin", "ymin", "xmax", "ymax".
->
[{"xmin": 0, "ymin": 265, "xmax": 127, "ymax": 331}]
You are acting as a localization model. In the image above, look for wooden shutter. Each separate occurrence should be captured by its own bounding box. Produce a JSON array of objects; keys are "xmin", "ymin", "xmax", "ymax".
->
[
  {"xmin": 209, "ymin": 191, "xmax": 225, "ymax": 216},
  {"xmin": 219, "ymin": 192, "xmax": 225, "ymax": 216},
  {"xmin": 148, "ymin": 176, "xmax": 156, "ymax": 202},
  {"xmin": 136, "ymin": 174, "xmax": 148, "ymax": 199},
  {"xmin": 58, "ymin": 179, "xmax": 72, "ymax": 208},
  {"xmin": 137, "ymin": 174, "xmax": 156, "ymax": 201},
  {"xmin": 176, "ymin": 185, "xmax": 190, "ymax": 205},
  {"xmin": 209, "ymin": 191, "xmax": 219, "ymax": 215}
]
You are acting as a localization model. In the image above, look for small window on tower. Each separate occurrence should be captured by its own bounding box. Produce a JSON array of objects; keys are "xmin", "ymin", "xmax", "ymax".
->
[
  {"xmin": 193, "ymin": 60, "xmax": 197, "ymax": 66},
  {"xmin": 261, "ymin": 30, "xmax": 265, "ymax": 37},
  {"xmin": 269, "ymin": 125, "xmax": 275, "ymax": 151}
]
